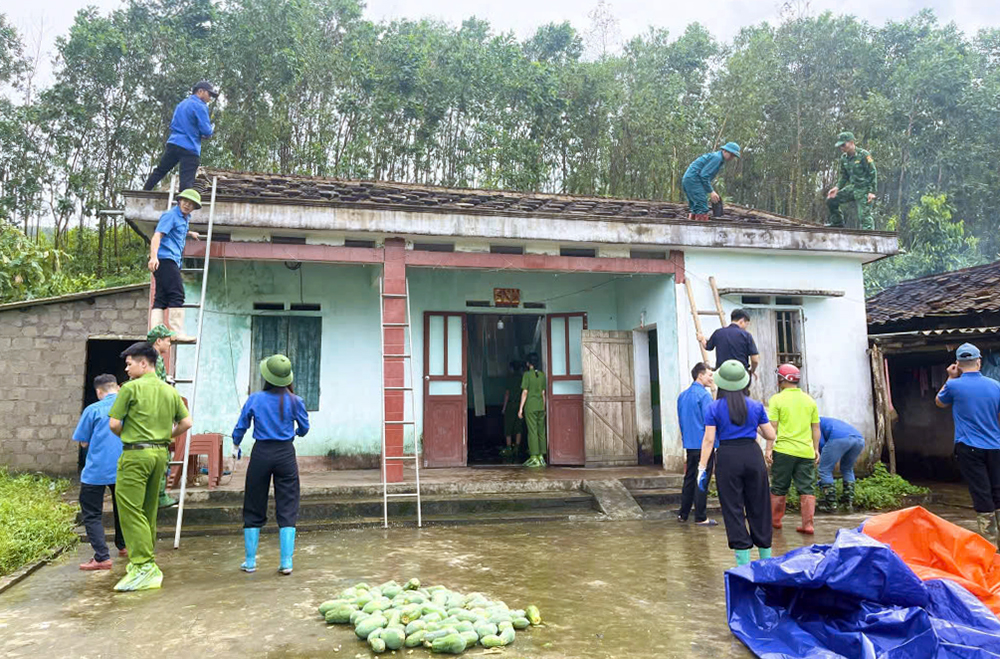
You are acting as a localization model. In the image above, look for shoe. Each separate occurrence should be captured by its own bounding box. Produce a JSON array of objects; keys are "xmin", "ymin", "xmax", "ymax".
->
[
  {"xmin": 159, "ymin": 494, "xmax": 178, "ymax": 508},
  {"xmin": 241, "ymin": 527, "xmax": 260, "ymax": 573},
  {"xmin": 770, "ymin": 494, "xmax": 786, "ymax": 529},
  {"xmin": 757, "ymin": 547, "xmax": 772, "ymax": 560},
  {"xmin": 842, "ymin": 481, "xmax": 856, "ymax": 513},
  {"xmin": 676, "ymin": 512, "xmax": 688, "ymax": 523},
  {"xmin": 166, "ymin": 307, "xmax": 196, "ymax": 343},
  {"xmin": 819, "ymin": 484, "xmax": 837, "ymax": 514},
  {"xmin": 80, "ymin": 558, "xmax": 113, "ymax": 571},
  {"xmin": 536, "ymin": 457, "xmax": 547, "ymax": 468},
  {"xmin": 693, "ymin": 213, "xmax": 711, "ymax": 222},
  {"xmin": 797, "ymin": 495, "xmax": 816, "ymax": 534},
  {"xmin": 522, "ymin": 456, "xmax": 537, "ymax": 467},
  {"xmin": 118, "ymin": 548, "xmax": 128, "ymax": 558},
  {"xmin": 734, "ymin": 549, "xmax": 751, "ymax": 566},
  {"xmin": 278, "ymin": 527, "xmax": 296, "ymax": 575},
  {"xmin": 695, "ymin": 518, "xmax": 718, "ymax": 527},
  {"xmin": 114, "ymin": 562, "xmax": 163, "ymax": 591}
]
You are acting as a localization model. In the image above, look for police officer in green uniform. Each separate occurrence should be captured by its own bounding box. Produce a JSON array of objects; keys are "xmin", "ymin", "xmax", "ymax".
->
[
  {"xmin": 147, "ymin": 323, "xmax": 178, "ymax": 507},
  {"xmin": 826, "ymin": 131, "xmax": 877, "ymax": 230},
  {"xmin": 502, "ymin": 360, "xmax": 524, "ymax": 457},
  {"xmin": 518, "ymin": 353, "xmax": 547, "ymax": 468}
]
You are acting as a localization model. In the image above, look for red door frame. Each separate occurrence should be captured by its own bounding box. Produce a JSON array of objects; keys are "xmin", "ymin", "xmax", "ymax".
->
[
  {"xmin": 546, "ymin": 312, "xmax": 588, "ymax": 465},
  {"xmin": 422, "ymin": 312, "xmax": 468, "ymax": 467}
]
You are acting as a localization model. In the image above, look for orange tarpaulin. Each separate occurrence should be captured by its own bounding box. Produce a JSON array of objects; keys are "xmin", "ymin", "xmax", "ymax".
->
[{"xmin": 863, "ymin": 506, "xmax": 1000, "ymax": 616}]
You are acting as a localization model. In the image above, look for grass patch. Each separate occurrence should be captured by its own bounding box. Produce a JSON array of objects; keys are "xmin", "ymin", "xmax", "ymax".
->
[
  {"xmin": 0, "ymin": 468, "xmax": 78, "ymax": 577},
  {"xmin": 785, "ymin": 462, "xmax": 929, "ymax": 511}
]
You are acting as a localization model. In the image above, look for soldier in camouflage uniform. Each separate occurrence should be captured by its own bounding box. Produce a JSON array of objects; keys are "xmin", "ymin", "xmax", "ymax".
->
[
  {"xmin": 826, "ymin": 131, "xmax": 877, "ymax": 230},
  {"xmin": 147, "ymin": 323, "xmax": 178, "ymax": 507}
]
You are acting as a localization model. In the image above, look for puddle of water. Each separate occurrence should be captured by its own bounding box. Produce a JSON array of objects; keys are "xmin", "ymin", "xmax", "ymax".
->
[{"xmin": 2, "ymin": 507, "xmax": 971, "ymax": 659}]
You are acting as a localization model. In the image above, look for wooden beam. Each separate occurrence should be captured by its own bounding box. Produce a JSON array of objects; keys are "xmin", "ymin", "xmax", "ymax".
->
[
  {"xmin": 717, "ymin": 287, "xmax": 845, "ymax": 297},
  {"xmin": 184, "ymin": 241, "xmax": 384, "ymax": 264}
]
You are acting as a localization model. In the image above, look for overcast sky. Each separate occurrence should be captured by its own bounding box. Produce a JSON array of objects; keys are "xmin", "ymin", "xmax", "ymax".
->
[{"xmin": 8, "ymin": 0, "xmax": 1000, "ymax": 87}]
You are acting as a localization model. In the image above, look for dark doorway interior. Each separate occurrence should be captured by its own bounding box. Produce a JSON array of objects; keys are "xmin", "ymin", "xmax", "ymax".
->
[
  {"xmin": 466, "ymin": 314, "xmax": 544, "ymax": 465},
  {"xmin": 80, "ymin": 339, "xmax": 133, "ymax": 474},
  {"xmin": 643, "ymin": 328, "xmax": 663, "ymax": 466}
]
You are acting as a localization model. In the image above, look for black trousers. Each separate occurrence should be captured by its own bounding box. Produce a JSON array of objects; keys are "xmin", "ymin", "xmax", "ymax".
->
[
  {"xmin": 144, "ymin": 143, "xmax": 200, "ymax": 192},
  {"xmin": 679, "ymin": 448, "xmax": 715, "ymax": 522},
  {"xmin": 715, "ymin": 438, "xmax": 772, "ymax": 550},
  {"xmin": 956, "ymin": 443, "xmax": 1000, "ymax": 513},
  {"xmin": 152, "ymin": 259, "xmax": 185, "ymax": 309},
  {"xmin": 79, "ymin": 483, "xmax": 125, "ymax": 562},
  {"xmin": 243, "ymin": 441, "xmax": 300, "ymax": 528}
]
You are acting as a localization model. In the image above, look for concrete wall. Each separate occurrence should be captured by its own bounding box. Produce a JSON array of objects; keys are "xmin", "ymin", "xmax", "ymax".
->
[
  {"xmin": 0, "ymin": 287, "xmax": 149, "ymax": 475},
  {"xmin": 678, "ymin": 250, "xmax": 875, "ymax": 439}
]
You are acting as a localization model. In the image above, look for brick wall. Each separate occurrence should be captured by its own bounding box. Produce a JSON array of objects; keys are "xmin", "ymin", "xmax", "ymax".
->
[{"xmin": 0, "ymin": 286, "xmax": 149, "ymax": 475}]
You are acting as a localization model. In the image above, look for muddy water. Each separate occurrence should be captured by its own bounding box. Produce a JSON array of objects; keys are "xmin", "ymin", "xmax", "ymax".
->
[{"xmin": 0, "ymin": 510, "xmax": 924, "ymax": 659}]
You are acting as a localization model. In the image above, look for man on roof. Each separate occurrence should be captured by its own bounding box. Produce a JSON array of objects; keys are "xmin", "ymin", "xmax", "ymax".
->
[
  {"xmin": 143, "ymin": 81, "xmax": 218, "ymax": 193},
  {"xmin": 826, "ymin": 131, "xmax": 877, "ymax": 230},
  {"xmin": 682, "ymin": 142, "xmax": 741, "ymax": 222}
]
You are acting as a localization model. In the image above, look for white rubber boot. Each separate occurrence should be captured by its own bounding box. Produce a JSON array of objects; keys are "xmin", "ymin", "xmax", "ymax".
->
[
  {"xmin": 149, "ymin": 308, "xmax": 165, "ymax": 331},
  {"xmin": 167, "ymin": 307, "xmax": 196, "ymax": 343}
]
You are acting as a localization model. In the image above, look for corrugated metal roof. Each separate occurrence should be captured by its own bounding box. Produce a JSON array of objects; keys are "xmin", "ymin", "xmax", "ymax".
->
[{"xmin": 0, "ymin": 283, "xmax": 148, "ymax": 313}]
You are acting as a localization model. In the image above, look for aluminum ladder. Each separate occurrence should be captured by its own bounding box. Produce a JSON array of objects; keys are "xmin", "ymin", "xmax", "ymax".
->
[
  {"xmin": 163, "ymin": 173, "xmax": 219, "ymax": 549},
  {"xmin": 379, "ymin": 276, "xmax": 422, "ymax": 528}
]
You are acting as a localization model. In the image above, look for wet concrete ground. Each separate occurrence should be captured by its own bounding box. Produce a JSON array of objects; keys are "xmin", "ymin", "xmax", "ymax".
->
[{"xmin": 0, "ymin": 505, "xmax": 981, "ymax": 659}]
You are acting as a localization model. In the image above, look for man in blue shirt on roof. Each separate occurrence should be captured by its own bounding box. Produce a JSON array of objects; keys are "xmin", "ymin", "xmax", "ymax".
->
[
  {"xmin": 676, "ymin": 362, "xmax": 717, "ymax": 525},
  {"xmin": 74, "ymin": 374, "xmax": 126, "ymax": 571},
  {"xmin": 936, "ymin": 342, "xmax": 1000, "ymax": 547},
  {"xmin": 682, "ymin": 142, "xmax": 741, "ymax": 221},
  {"xmin": 143, "ymin": 80, "xmax": 218, "ymax": 192}
]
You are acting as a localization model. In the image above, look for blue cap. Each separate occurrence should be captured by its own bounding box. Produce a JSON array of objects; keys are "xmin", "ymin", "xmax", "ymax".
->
[
  {"xmin": 956, "ymin": 343, "xmax": 981, "ymax": 360},
  {"xmin": 721, "ymin": 142, "xmax": 741, "ymax": 158}
]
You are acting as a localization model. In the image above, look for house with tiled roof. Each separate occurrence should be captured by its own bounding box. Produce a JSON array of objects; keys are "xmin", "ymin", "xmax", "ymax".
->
[
  {"xmin": 121, "ymin": 168, "xmax": 897, "ymax": 477},
  {"xmin": 867, "ymin": 260, "xmax": 1000, "ymax": 481}
]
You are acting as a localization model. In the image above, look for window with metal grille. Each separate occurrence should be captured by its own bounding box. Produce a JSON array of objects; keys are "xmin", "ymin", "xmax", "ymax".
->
[{"xmin": 775, "ymin": 310, "xmax": 803, "ymax": 367}]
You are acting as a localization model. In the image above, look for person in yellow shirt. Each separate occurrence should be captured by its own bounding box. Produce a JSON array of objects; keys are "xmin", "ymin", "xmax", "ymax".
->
[{"xmin": 766, "ymin": 364, "xmax": 820, "ymax": 535}]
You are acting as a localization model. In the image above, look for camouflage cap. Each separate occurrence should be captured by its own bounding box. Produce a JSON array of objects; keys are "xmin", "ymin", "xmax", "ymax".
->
[
  {"xmin": 147, "ymin": 324, "xmax": 176, "ymax": 341},
  {"xmin": 835, "ymin": 131, "xmax": 856, "ymax": 147}
]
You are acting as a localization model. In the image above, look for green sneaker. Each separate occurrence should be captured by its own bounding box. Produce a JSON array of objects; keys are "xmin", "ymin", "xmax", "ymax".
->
[
  {"xmin": 159, "ymin": 494, "xmax": 178, "ymax": 508},
  {"xmin": 523, "ymin": 456, "xmax": 538, "ymax": 467},
  {"xmin": 114, "ymin": 562, "xmax": 163, "ymax": 592}
]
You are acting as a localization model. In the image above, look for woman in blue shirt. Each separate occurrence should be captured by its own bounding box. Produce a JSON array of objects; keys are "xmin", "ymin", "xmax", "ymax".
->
[
  {"xmin": 697, "ymin": 360, "xmax": 777, "ymax": 566},
  {"xmin": 233, "ymin": 354, "xmax": 310, "ymax": 575}
]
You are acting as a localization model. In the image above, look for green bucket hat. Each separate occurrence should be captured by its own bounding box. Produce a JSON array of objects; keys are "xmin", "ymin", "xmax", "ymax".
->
[
  {"xmin": 721, "ymin": 141, "xmax": 741, "ymax": 158},
  {"xmin": 715, "ymin": 359, "xmax": 750, "ymax": 392},
  {"xmin": 260, "ymin": 354, "xmax": 294, "ymax": 387},
  {"xmin": 176, "ymin": 188, "xmax": 202, "ymax": 209},
  {"xmin": 147, "ymin": 324, "xmax": 176, "ymax": 341},
  {"xmin": 835, "ymin": 131, "xmax": 856, "ymax": 147}
]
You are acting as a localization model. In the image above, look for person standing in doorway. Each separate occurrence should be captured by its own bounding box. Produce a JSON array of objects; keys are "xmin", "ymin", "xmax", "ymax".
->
[
  {"xmin": 143, "ymin": 81, "xmax": 218, "ymax": 192},
  {"xmin": 682, "ymin": 142, "xmax": 741, "ymax": 221},
  {"xmin": 148, "ymin": 189, "xmax": 202, "ymax": 342},
  {"xmin": 233, "ymin": 354, "xmax": 310, "ymax": 575},
  {"xmin": 767, "ymin": 363, "xmax": 821, "ymax": 535},
  {"xmin": 147, "ymin": 324, "xmax": 179, "ymax": 508},
  {"xmin": 518, "ymin": 353, "xmax": 547, "ymax": 468},
  {"xmin": 817, "ymin": 416, "xmax": 865, "ymax": 514},
  {"xmin": 502, "ymin": 360, "xmax": 525, "ymax": 459},
  {"xmin": 74, "ymin": 374, "xmax": 126, "ymax": 570},
  {"xmin": 677, "ymin": 362, "xmax": 717, "ymax": 526},
  {"xmin": 697, "ymin": 360, "xmax": 776, "ymax": 566},
  {"xmin": 936, "ymin": 343, "xmax": 1000, "ymax": 547},
  {"xmin": 699, "ymin": 309, "xmax": 760, "ymax": 377},
  {"xmin": 108, "ymin": 342, "xmax": 192, "ymax": 591}
]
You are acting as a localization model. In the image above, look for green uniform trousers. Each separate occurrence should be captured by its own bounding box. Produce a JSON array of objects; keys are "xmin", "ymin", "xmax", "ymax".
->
[
  {"xmin": 525, "ymin": 411, "xmax": 547, "ymax": 456},
  {"xmin": 827, "ymin": 185, "xmax": 874, "ymax": 230},
  {"xmin": 769, "ymin": 450, "xmax": 816, "ymax": 497},
  {"xmin": 115, "ymin": 446, "xmax": 168, "ymax": 565}
]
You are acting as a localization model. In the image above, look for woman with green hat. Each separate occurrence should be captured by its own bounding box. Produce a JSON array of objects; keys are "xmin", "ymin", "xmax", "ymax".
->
[
  {"xmin": 232, "ymin": 354, "xmax": 310, "ymax": 575},
  {"xmin": 696, "ymin": 359, "xmax": 777, "ymax": 566}
]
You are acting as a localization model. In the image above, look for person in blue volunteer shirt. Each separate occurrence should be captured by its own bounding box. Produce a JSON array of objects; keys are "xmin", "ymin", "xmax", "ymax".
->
[
  {"xmin": 143, "ymin": 80, "xmax": 218, "ymax": 192},
  {"xmin": 936, "ymin": 342, "xmax": 1000, "ymax": 547},
  {"xmin": 676, "ymin": 362, "xmax": 717, "ymax": 525},
  {"xmin": 682, "ymin": 142, "xmax": 741, "ymax": 221},
  {"xmin": 148, "ymin": 188, "xmax": 202, "ymax": 342},
  {"xmin": 73, "ymin": 374, "xmax": 126, "ymax": 570},
  {"xmin": 817, "ymin": 417, "xmax": 865, "ymax": 514},
  {"xmin": 697, "ymin": 360, "xmax": 777, "ymax": 567},
  {"xmin": 233, "ymin": 355, "xmax": 310, "ymax": 575}
]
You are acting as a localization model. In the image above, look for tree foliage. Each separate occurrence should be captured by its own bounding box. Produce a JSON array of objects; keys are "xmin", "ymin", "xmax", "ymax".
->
[{"xmin": 1, "ymin": 2, "xmax": 997, "ymax": 303}]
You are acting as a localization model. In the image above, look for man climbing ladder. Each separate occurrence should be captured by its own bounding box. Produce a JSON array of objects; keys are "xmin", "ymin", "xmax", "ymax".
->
[{"xmin": 149, "ymin": 189, "xmax": 202, "ymax": 341}]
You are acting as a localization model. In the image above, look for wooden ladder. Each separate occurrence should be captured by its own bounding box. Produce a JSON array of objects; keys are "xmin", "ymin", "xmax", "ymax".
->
[{"xmin": 684, "ymin": 275, "xmax": 727, "ymax": 370}]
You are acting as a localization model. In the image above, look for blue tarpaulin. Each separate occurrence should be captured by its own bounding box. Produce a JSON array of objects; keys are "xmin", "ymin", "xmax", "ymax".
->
[{"xmin": 725, "ymin": 528, "xmax": 1000, "ymax": 658}]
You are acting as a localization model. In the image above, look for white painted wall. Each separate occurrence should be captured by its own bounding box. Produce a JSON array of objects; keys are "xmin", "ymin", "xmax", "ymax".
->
[{"xmin": 676, "ymin": 249, "xmax": 875, "ymax": 439}]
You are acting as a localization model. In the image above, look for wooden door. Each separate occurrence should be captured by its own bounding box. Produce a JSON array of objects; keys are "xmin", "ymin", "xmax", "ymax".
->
[
  {"xmin": 547, "ymin": 313, "xmax": 587, "ymax": 465},
  {"xmin": 582, "ymin": 330, "xmax": 638, "ymax": 467},
  {"xmin": 423, "ymin": 312, "xmax": 467, "ymax": 467},
  {"xmin": 747, "ymin": 308, "xmax": 777, "ymax": 403}
]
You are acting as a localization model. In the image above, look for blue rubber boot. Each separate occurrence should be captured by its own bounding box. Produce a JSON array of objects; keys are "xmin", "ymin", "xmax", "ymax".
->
[
  {"xmin": 278, "ymin": 527, "xmax": 295, "ymax": 575},
  {"xmin": 758, "ymin": 547, "xmax": 772, "ymax": 560},
  {"xmin": 241, "ymin": 527, "xmax": 260, "ymax": 573},
  {"xmin": 735, "ymin": 549, "xmax": 752, "ymax": 566}
]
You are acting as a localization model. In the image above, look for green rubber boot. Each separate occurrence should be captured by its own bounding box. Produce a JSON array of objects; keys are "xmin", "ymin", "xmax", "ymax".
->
[
  {"xmin": 735, "ymin": 549, "xmax": 752, "ymax": 566},
  {"xmin": 842, "ymin": 481, "xmax": 856, "ymax": 514},
  {"xmin": 819, "ymin": 484, "xmax": 837, "ymax": 514},
  {"xmin": 978, "ymin": 512, "xmax": 998, "ymax": 544},
  {"xmin": 758, "ymin": 547, "xmax": 772, "ymax": 560}
]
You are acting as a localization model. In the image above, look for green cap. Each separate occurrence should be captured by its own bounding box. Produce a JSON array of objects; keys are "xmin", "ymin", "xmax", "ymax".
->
[
  {"xmin": 260, "ymin": 354, "xmax": 294, "ymax": 387},
  {"xmin": 147, "ymin": 324, "xmax": 176, "ymax": 341},
  {"xmin": 176, "ymin": 188, "xmax": 202, "ymax": 209},
  {"xmin": 835, "ymin": 131, "xmax": 856, "ymax": 147},
  {"xmin": 715, "ymin": 359, "xmax": 750, "ymax": 392}
]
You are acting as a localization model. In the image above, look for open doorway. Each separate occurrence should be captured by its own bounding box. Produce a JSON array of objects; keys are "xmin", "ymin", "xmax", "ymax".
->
[
  {"xmin": 465, "ymin": 314, "xmax": 544, "ymax": 465},
  {"xmin": 80, "ymin": 338, "xmax": 134, "ymax": 473}
]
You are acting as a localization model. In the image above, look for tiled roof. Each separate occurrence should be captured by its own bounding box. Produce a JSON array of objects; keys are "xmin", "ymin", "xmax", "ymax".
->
[
  {"xmin": 866, "ymin": 260, "xmax": 1000, "ymax": 328},
  {"xmin": 180, "ymin": 168, "xmax": 813, "ymax": 228}
]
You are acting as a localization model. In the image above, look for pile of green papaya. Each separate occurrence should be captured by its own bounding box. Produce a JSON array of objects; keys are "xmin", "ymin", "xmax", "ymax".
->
[{"xmin": 317, "ymin": 578, "xmax": 542, "ymax": 655}]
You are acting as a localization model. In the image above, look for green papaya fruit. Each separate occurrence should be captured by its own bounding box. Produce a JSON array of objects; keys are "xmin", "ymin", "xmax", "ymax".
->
[
  {"xmin": 455, "ymin": 621, "xmax": 474, "ymax": 633},
  {"xmin": 404, "ymin": 578, "xmax": 421, "ymax": 590},
  {"xmin": 354, "ymin": 592, "xmax": 373, "ymax": 608},
  {"xmin": 324, "ymin": 605, "xmax": 357, "ymax": 624},
  {"xmin": 354, "ymin": 582, "xmax": 370, "ymax": 591},
  {"xmin": 480, "ymin": 635, "xmax": 503, "ymax": 648},
  {"xmin": 460, "ymin": 630, "xmax": 479, "ymax": 646},
  {"xmin": 381, "ymin": 626, "xmax": 405, "ymax": 650},
  {"xmin": 404, "ymin": 619, "xmax": 427, "ymax": 635},
  {"xmin": 355, "ymin": 614, "xmax": 386, "ymax": 639},
  {"xmin": 475, "ymin": 623, "xmax": 498, "ymax": 639},
  {"xmin": 430, "ymin": 633, "xmax": 467, "ymax": 654},
  {"xmin": 499, "ymin": 626, "xmax": 515, "ymax": 646},
  {"xmin": 368, "ymin": 637, "xmax": 386, "ymax": 654},
  {"xmin": 404, "ymin": 630, "xmax": 426, "ymax": 648},
  {"xmin": 512, "ymin": 617, "xmax": 530, "ymax": 630},
  {"xmin": 525, "ymin": 605, "xmax": 542, "ymax": 625},
  {"xmin": 400, "ymin": 604, "xmax": 423, "ymax": 624}
]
